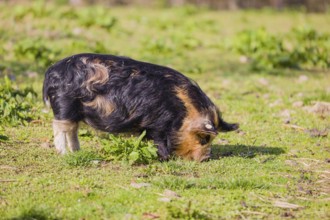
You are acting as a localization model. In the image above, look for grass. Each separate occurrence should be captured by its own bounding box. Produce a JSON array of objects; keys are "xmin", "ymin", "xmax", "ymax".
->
[{"xmin": 1, "ymin": 2, "xmax": 330, "ymax": 219}]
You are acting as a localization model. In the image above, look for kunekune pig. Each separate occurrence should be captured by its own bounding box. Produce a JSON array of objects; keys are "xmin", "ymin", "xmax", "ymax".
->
[{"xmin": 43, "ymin": 53, "xmax": 238, "ymax": 161}]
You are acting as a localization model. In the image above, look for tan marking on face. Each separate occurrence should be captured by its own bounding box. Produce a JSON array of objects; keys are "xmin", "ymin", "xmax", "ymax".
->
[
  {"xmin": 176, "ymin": 138, "xmax": 213, "ymax": 161},
  {"xmin": 81, "ymin": 58, "xmax": 109, "ymax": 93},
  {"xmin": 83, "ymin": 95, "xmax": 114, "ymax": 116},
  {"xmin": 174, "ymin": 88, "xmax": 214, "ymax": 162}
]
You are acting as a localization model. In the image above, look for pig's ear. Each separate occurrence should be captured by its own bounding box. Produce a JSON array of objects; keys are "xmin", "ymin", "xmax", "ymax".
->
[
  {"xmin": 217, "ymin": 117, "xmax": 239, "ymax": 132},
  {"xmin": 214, "ymin": 107, "xmax": 239, "ymax": 132}
]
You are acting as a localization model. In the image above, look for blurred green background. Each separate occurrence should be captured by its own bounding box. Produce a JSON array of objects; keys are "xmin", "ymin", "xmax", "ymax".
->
[{"xmin": 0, "ymin": 1, "xmax": 329, "ymax": 219}]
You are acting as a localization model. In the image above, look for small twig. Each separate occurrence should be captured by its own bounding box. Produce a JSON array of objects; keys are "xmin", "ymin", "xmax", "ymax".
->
[
  {"xmin": 319, "ymin": 174, "xmax": 330, "ymax": 179},
  {"xmin": 30, "ymin": 120, "xmax": 43, "ymax": 124},
  {"xmin": 316, "ymin": 180, "xmax": 330, "ymax": 184},
  {"xmin": 298, "ymin": 158, "xmax": 323, "ymax": 162},
  {"xmin": 315, "ymin": 170, "xmax": 330, "ymax": 174},
  {"xmin": 0, "ymin": 179, "xmax": 17, "ymax": 182},
  {"xmin": 273, "ymin": 201, "xmax": 303, "ymax": 210},
  {"xmin": 250, "ymin": 193, "xmax": 270, "ymax": 203},
  {"xmin": 0, "ymin": 165, "xmax": 18, "ymax": 170},
  {"xmin": 283, "ymin": 124, "xmax": 305, "ymax": 131},
  {"xmin": 300, "ymin": 162, "xmax": 311, "ymax": 167},
  {"xmin": 297, "ymin": 197, "xmax": 330, "ymax": 202},
  {"xmin": 241, "ymin": 211, "xmax": 267, "ymax": 216}
]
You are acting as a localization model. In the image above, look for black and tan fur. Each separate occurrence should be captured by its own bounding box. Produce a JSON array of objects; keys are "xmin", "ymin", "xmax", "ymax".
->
[{"xmin": 43, "ymin": 53, "xmax": 238, "ymax": 161}]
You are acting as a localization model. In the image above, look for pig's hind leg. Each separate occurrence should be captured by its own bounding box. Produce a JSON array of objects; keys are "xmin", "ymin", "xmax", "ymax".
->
[
  {"xmin": 52, "ymin": 120, "xmax": 80, "ymax": 154},
  {"xmin": 50, "ymin": 97, "xmax": 82, "ymax": 154}
]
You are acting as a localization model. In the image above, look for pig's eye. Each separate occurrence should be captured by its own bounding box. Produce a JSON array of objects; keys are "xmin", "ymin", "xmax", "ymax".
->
[{"xmin": 198, "ymin": 134, "xmax": 211, "ymax": 145}]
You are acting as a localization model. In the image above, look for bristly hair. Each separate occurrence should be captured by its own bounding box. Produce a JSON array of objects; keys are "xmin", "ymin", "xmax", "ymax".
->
[{"xmin": 43, "ymin": 53, "xmax": 238, "ymax": 160}]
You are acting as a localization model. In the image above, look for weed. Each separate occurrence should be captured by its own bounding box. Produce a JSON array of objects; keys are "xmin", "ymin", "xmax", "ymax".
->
[
  {"xmin": 13, "ymin": 38, "xmax": 61, "ymax": 69},
  {"xmin": 98, "ymin": 131, "xmax": 158, "ymax": 165},
  {"xmin": 12, "ymin": 2, "xmax": 52, "ymax": 20},
  {"xmin": 231, "ymin": 27, "xmax": 330, "ymax": 71},
  {"xmin": 0, "ymin": 77, "xmax": 38, "ymax": 126},
  {"xmin": 73, "ymin": 7, "xmax": 118, "ymax": 30}
]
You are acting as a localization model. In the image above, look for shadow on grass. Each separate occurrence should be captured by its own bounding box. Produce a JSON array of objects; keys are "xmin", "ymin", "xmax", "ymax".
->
[
  {"xmin": 220, "ymin": 60, "xmax": 327, "ymax": 77},
  {"xmin": 11, "ymin": 207, "xmax": 61, "ymax": 220},
  {"xmin": 211, "ymin": 144, "xmax": 285, "ymax": 159},
  {"xmin": 0, "ymin": 134, "xmax": 9, "ymax": 141}
]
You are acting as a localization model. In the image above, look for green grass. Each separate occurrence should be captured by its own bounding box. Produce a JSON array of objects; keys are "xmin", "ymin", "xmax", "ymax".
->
[{"xmin": 1, "ymin": 2, "xmax": 330, "ymax": 219}]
